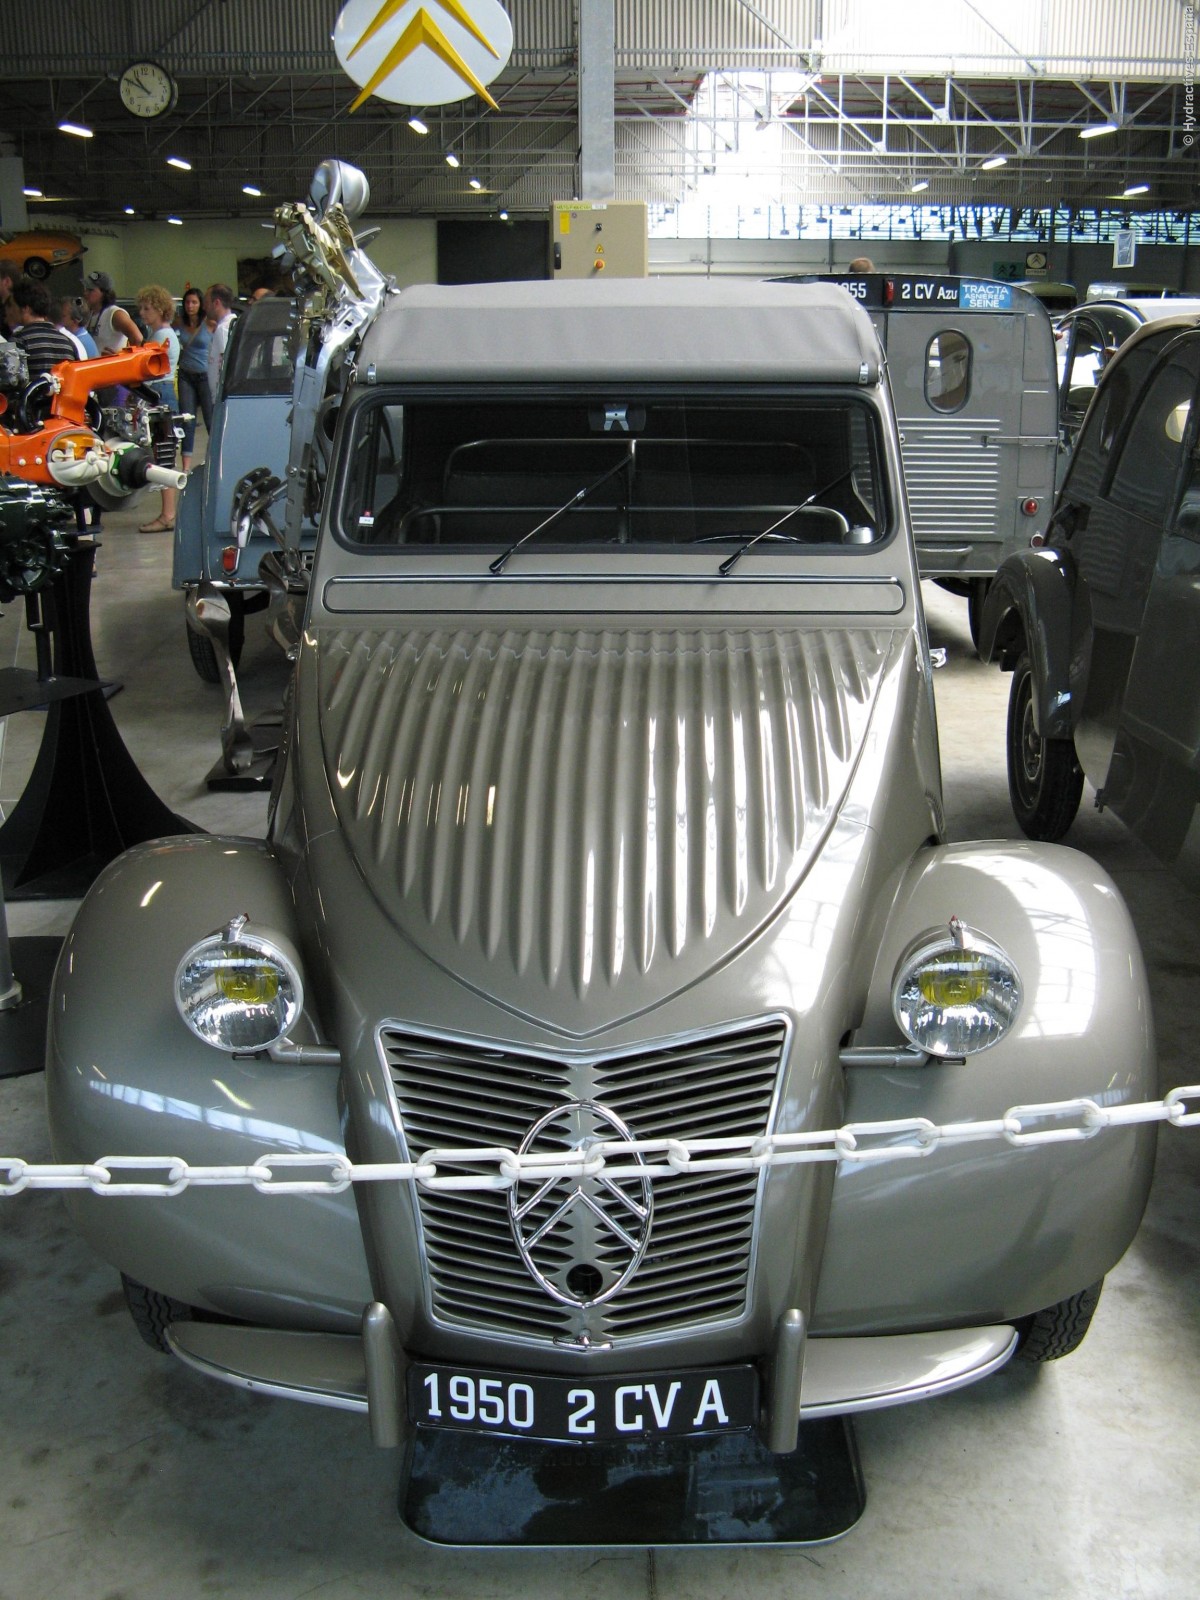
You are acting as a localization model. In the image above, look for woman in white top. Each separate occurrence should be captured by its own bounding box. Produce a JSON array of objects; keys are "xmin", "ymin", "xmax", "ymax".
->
[
  {"xmin": 83, "ymin": 270, "xmax": 143, "ymax": 354},
  {"xmin": 135, "ymin": 284, "xmax": 181, "ymax": 533}
]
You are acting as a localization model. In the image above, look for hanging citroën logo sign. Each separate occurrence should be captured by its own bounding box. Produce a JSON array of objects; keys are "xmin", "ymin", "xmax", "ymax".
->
[{"xmin": 334, "ymin": 0, "xmax": 513, "ymax": 112}]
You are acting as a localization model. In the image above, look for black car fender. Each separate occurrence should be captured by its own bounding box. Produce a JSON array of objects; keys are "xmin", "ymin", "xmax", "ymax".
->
[{"xmin": 979, "ymin": 549, "xmax": 1075, "ymax": 741}]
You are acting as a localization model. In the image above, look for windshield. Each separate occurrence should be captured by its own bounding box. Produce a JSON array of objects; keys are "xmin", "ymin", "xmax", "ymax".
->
[
  {"xmin": 224, "ymin": 301, "xmax": 297, "ymax": 397},
  {"xmin": 337, "ymin": 392, "xmax": 889, "ymax": 556}
]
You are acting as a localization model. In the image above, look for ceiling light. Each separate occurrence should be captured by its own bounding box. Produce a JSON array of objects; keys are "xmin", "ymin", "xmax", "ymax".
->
[
  {"xmin": 911, "ymin": 180, "xmax": 929, "ymax": 193},
  {"xmin": 23, "ymin": 186, "xmax": 42, "ymax": 198},
  {"xmin": 167, "ymin": 216, "xmax": 183, "ymax": 225},
  {"xmin": 167, "ymin": 156, "xmax": 192, "ymax": 171},
  {"xmin": 445, "ymin": 151, "xmax": 460, "ymax": 168},
  {"xmin": 59, "ymin": 121, "xmax": 93, "ymax": 138},
  {"xmin": 408, "ymin": 117, "xmax": 428, "ymax": 135},
  {"xmin": 1080, "ymin": 122, "xmax": 1118, "ymax": 140},
  {"xmin": 499, "ymin": 209, "xmax": 509, "ymax": 220},
  {"xmin": 1123, "ymin": 182, "xmax": 1150, "ymax": 196},
  {"xmin": 242, "ymin": 184, "xmax": 262, "ymax": 197},
  {"xmin": 124, "ymin": 206, "xmax": 135, "ymax": 215},
  {"xmin": 980, "ymin": 155, "xmax": 1008, "ymax": 171},
  {"xmin": 469, "ymin": 177, "xmax": 483, "ymax": 190}
]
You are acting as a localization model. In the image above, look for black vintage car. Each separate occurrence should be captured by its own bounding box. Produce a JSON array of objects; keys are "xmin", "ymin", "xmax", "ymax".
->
[{"xmin": 983, "ymin": 310, "xmax": 1200, "ymax": 879}]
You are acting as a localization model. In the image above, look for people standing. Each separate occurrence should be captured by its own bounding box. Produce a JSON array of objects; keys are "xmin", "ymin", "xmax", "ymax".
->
[
  {"xmin": 205, "ymin": 283, "xmax": 236, "ymax": 401},
  {"xmin": 9, "ymin": 277, "xmax": 79, "ymax": 377},
  {"xmin": 83, "ymin": 269, "xmax": 143, "ymax": 409},
  {"xmin": 175, "ymin": 285, "xmax": 212, "ymax": 471},
  {"xmin": 135, "ymin": 283, "xmax": 181, "ymax": 534},
  {"xmin": 58, "ymin": 295, "xmax": 99, "ymax": 359},
  {"xmin": 83, "ymin": 269, "xmax": 143, "ymax": 354},
  {"xmin": 0, "ymin": 259, "xmax": 19, "ymax": 336}
]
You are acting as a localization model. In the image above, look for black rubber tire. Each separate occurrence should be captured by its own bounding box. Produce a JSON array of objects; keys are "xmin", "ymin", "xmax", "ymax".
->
[
  {"xmin": 1006, "ymin": 651, "xmax": 1083, "ymax": 840},
  {"xmin": 185, "ymin": 592, "xmax": 245, "ymax": 684},
  {"xmin": 1016, "ymin": 1280, "xmax": 1103, "ymax": 1363},
  {"xmin": 121, "ymin": 1273, "xmax": 193, "ymax": 1353},
  {"xmin": 967, "ymin": 577, "xmax": 989, "ymax": 655},
  {"xmin": 23, "ymin": 255, "xmax": 50, "ymax": 280}
]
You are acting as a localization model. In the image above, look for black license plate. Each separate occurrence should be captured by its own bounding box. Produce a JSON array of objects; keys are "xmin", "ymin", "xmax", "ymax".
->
[{"xmin": 408, "ymin": 1362, "xmax": 758, "ymax": 1444}]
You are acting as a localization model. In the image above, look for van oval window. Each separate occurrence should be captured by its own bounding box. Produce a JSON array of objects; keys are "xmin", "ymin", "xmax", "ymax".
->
[{"xmin": 924, "ymin": 330, "xmax": 971, "ymax": 413}]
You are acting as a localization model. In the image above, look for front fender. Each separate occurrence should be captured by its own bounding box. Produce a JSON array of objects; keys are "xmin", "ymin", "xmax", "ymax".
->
[
  {"xmin": 46, "ymin": 836, "xmax": 373, "ymax": 1328},
  {"xmin": 980, "ymin": 549, "xmax": 1076, "ymax": 740},
  {"xmin": 813, "ymin": 839, "xmax": 1157, "ymax": 1332}
]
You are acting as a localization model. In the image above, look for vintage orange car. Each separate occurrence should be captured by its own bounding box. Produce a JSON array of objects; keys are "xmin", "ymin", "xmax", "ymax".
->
[{"xmin": 0, "ymin": 229, "xmax": 87, "ymax": 279}]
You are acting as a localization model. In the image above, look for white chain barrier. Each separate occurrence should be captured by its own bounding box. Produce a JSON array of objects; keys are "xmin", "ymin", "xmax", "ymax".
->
[{"xmin": 4, "ymin": 1087, "xmax": 1199, "ymax": 1199}]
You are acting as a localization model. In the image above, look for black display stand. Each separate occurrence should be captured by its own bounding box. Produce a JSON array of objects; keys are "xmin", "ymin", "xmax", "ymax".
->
[
  {"xmin": 400, "ymin": 1420, "xmax": 865, "ymax": 1546},
  {"xmin": 0, "ymin": 666, "xmax": 108, "ymax": 1074},
  {"xmin": 0, "ymin": 541, "xmax": 195, "ymax": 900},
  {"xmin": 0, "ymin": 934, "xmax": 60, "ymax": 1078}
]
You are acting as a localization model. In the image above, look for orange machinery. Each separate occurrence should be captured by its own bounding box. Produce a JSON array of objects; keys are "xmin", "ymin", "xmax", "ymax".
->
[{"xmin": 0, "ymin": 344, "xmax": 185, "ymax": 497}]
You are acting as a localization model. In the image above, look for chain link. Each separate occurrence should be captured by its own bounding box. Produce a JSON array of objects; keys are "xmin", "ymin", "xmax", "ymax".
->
[{"xmin": 3, "ymin": 1086, "xmax": 1197, "ymax": 1199}]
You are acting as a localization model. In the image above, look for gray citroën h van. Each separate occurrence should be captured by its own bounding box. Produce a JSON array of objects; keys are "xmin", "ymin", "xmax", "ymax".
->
[
  {"xmin": 792, "ymin": 274, "xmax": 1059, "ymax": 643},
  {"xmin": 46, "ymin": 276, "xmax": 1152, "ymax": 1541}
]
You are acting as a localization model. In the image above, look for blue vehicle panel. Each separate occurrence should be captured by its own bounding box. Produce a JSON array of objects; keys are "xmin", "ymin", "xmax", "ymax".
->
[{"xmin": 174, "ymin": 298, "xmax": 315, "ymax": 594}]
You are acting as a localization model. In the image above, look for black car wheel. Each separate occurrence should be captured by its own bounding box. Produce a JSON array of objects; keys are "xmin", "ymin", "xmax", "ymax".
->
[
  {"xmin": 185, "ymin": 592, "xmax": 245, "ymax": 684},
  {"xmin": 966, "ymin": 577, "xmax": 989, "ymax": 655},
  {"xmin": 23, "ymin": 255, "xmax": 50, "ymax": 280},
  {"xmin": 121, "ymin": 1273, "xmax": 193, "ymax": 1353},
  {"xmin": 1016, "ymin": 1280, "xmax": 1103, "ymax": 1363},
  {"xmin": 1006, "ymin": 651, "xmax": 1083, "ymax": 840}
]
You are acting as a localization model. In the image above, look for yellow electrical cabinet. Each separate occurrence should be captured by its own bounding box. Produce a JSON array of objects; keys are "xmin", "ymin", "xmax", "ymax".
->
[{"xmin": 550, "ymin": 201, "xmax": 648, "ymax": 278}]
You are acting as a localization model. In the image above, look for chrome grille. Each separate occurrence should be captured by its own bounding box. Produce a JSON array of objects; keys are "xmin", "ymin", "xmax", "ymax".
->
[{"xmin": 381, "ymin": 1019, "xmax": 787, "ymax": 1344}]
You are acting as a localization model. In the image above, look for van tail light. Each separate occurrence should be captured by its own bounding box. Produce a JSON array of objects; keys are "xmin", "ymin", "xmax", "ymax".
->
[
  {"xmin": 1021, "ymin": 498, "xmax": 1040, "ymax": 516},
  {"xmin": 222, "ymin": 544, "xmax": 240, "ymax": 574}
]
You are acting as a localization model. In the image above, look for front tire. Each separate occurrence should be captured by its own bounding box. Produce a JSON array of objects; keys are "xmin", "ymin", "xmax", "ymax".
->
[
  {"xmin": 1016, "ymin": 1280, "xmax": 1103, "ymax": 1363},
  {"xmin": 23, "ymin": 255, "xmax": 50, "ymax": 280},
  {"xmin": 966, "ymin": 578, "xmax": 989, "ymax": 655},
  {"xmin": 121, "ymin": 1273, "xmax": 193, "ymax": 1353},
  {"xmin": 185, "ymin": 591, "xmax": 244, "ymax": 684},
  {"xmin": 1006, "ymin": 651, "xmax": 1083, "ymax": 840}
]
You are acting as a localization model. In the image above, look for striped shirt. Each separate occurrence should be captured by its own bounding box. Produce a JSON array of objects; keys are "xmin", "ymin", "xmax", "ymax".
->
[{"xmin": 11, "ymin": 320, "xmax": 79, "ymax": 378}]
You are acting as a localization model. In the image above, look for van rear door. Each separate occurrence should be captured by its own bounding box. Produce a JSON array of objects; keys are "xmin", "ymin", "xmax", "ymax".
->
[{"xmin": 799, "ymin": 276, "xmax": 1056, "ymax": 584}]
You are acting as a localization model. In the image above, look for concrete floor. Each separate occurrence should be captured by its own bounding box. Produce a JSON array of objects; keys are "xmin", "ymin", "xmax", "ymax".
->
[{"xmin": 1, "ymin": 510, "xmax": 1198, "ymax": 1597}]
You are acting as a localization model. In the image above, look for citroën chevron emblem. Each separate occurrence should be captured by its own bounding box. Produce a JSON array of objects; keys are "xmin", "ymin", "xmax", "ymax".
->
[
  {"xmin": 507, "ymin": 1101, "xmax": 654, "ymax": 1308},
  {"xmin": 334, "ymin": 0, "xmax": 513, "ymax": 113}
]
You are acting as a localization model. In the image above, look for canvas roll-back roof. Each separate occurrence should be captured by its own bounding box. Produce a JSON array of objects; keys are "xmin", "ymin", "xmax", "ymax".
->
[{"xmin": 355, "ymin": 279, "xmax": 882, "ymax": 385}]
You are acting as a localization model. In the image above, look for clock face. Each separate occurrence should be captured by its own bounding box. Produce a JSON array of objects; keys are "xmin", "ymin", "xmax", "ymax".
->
[{"xmin": 120, "ymin": 61, "xmax": 177, "ymax": 120}]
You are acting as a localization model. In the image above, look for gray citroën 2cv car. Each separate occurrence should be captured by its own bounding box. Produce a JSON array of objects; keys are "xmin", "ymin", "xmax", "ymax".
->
[{"xmin": 44, "ymin": 173, "xmax": 1156, "ymax": 1542}]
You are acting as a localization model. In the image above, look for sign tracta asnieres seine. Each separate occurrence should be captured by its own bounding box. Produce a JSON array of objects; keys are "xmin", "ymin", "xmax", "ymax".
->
[{"xmin": 334, "ymin": 0, "xmax": 514, "ymax": 111}]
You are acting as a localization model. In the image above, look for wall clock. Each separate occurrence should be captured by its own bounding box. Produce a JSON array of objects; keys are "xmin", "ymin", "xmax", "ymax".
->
[{"xmin": 119, "ymin": 61, "xmax": 178, "ymax": 120}]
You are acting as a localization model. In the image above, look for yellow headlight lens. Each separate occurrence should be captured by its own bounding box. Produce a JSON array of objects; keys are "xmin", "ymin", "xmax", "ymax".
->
[
  {"xmin": 917, "ymin": 960, "xmax": 990, "ymax": 1009},
  {"xmin": 216, "ymin": 964, "xmax": 281, "ymax": 1006}
]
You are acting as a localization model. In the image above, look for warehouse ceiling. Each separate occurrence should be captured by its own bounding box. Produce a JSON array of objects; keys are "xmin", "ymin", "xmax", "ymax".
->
[{"xmin": 0, "ymin": 0, "xmax": 1193, "ymax": 221}]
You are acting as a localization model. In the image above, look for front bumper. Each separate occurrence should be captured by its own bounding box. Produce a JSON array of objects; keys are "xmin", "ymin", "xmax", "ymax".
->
[{"xmin": 166, "ymin": 1309, "xmax": 1018, "ymax": 1448}]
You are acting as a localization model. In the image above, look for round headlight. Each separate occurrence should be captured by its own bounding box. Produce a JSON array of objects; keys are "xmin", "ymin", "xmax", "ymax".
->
[
  {"xmin": 175, "ymin": 915, "xmax": 303, "ymax": 1052},
  {"xmin": 891, "ymin": 918, "xmax": 1020, "ymax": 1057}
]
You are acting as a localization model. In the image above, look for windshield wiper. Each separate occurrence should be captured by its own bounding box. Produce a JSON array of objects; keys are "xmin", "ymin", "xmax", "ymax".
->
[
  {"xmin": 717, "ymin": 469, "xmax": 853, "ymax": 576},
  {"xmin": 489, "ymin": 448, "xmax": 633, "ymax": 574}
]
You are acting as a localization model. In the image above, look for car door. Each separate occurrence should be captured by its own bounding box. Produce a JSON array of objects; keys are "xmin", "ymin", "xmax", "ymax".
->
[
  {"xmin": 1055, "ymin": 307, "xmax": 1145, "ymax": 455},
  {"xmin": 1067, "ymin": 332, "xmax": 1200, "ymax": 796},
  {"xmin": 1104, "ymin": 330, "xmax": 1200, "ymax": 864}
]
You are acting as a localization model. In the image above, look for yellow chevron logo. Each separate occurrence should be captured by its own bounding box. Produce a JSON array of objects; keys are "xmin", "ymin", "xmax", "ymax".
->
[{"xmin": 340, "ymin": 0, "xmax": 508, "ymax": 112}]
